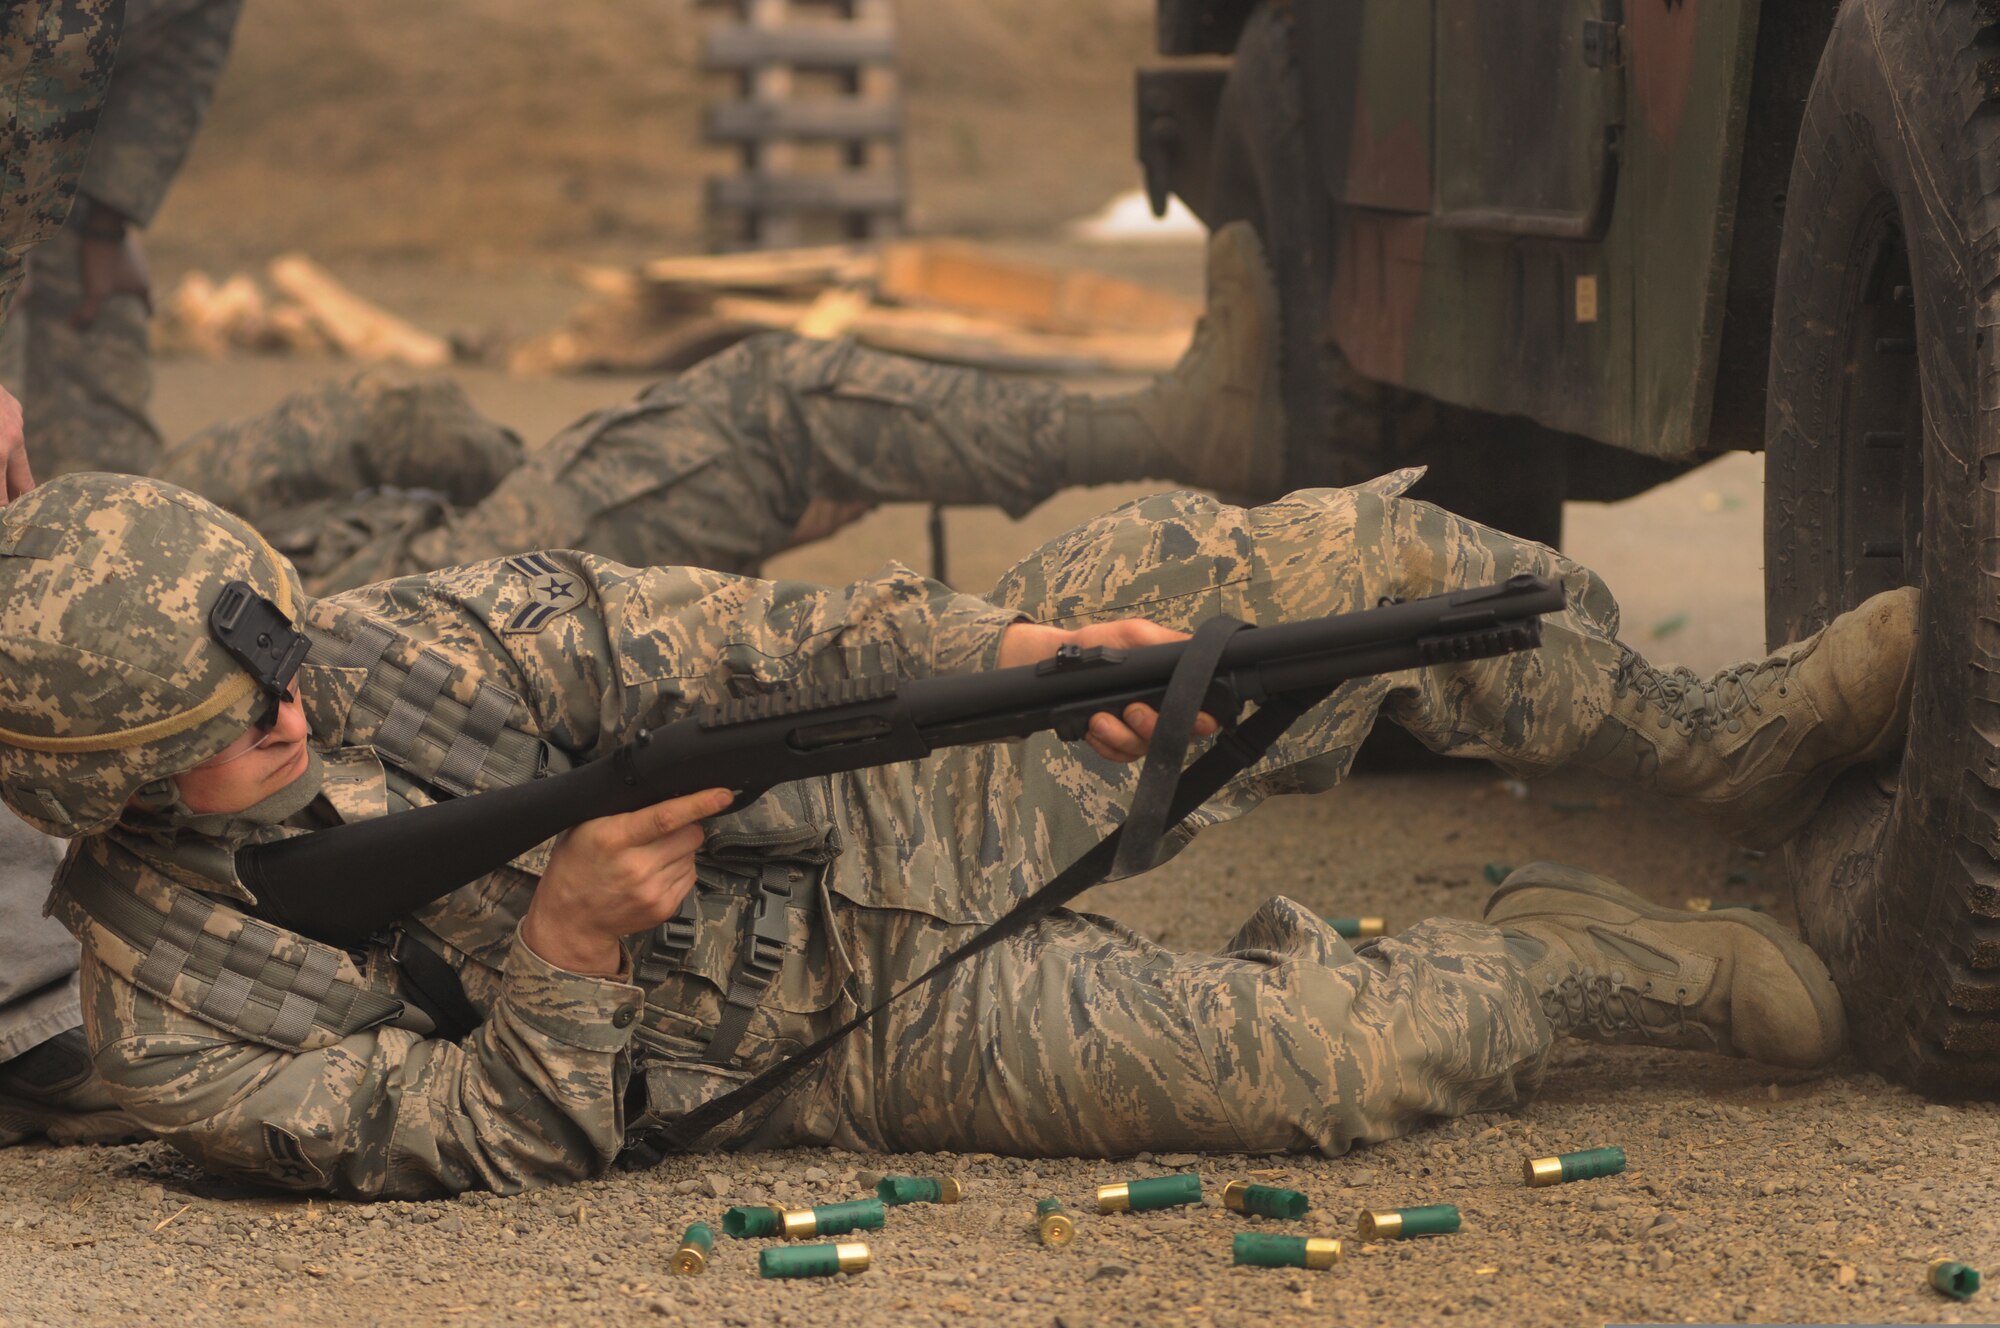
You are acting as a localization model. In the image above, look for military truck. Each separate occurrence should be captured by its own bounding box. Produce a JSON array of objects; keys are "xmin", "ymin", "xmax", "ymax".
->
[{"xmin": 1131, "ymin": 0, "xmax": 2000, "ymax": 1095}]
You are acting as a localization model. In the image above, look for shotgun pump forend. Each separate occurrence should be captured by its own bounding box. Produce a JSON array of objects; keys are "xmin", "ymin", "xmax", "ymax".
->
[{"xmin": 237, "ymin": 574, "xmax": 1566, "ymax": 946}]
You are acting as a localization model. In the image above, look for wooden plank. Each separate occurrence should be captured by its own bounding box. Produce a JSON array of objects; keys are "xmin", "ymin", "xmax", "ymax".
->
[
  {"xmin": 709, "ymin": 170, "xmax": 904, "ymax": 213},
  {"xmin": 705, "ymin": 98, "xmax": 903, "ymax": 143},
  {"xmin": 876, "ymin": 241, "xmax": 1201, "ymax": 336},
  {"xmin": 707, "ymin": 293, "xmax": 1192, "ymax": 374},
  {"xmin": 635, "ymin": 245, "xmax": 877, "ymax": 289},
  {"xmin": 701, "ymin": 23, "xmax": 896, "ymax": 69},
  {"xmin": 266, "ymin": 254, "xmax": 452, "ymax": 368},
  {"xmin": 508, "ymin": 308, "xmax": 759, "ymax": 376}
]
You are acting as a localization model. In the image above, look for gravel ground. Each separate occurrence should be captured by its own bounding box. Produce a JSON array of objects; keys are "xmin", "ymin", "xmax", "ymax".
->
[{"xmin": 5, "ymin": 772, "xmax": 1997, "ymax": 1328}]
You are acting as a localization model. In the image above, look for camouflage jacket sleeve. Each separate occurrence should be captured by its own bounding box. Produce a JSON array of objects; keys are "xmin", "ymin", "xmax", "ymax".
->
[
  {"xmin": 82, "ymin": 908, "xmax": 645, "ymax": 1199},
  {"xmin": 80, "ymin": 555, "xmax": 1017, "ymax": 1198},
  {"xmin": 0, "ymin": 0, "xmax": 123, "ymax": 315},
  {"xmin": 330, "ymin": 551, "xmax": 1026, "ymax": 756},
  {"xmin": 76, "ymin": 0, "xmax": 241, "ymax": 225}
]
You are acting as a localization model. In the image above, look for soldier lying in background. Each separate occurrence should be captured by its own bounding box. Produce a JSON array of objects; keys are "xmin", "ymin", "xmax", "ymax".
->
[{"xmin": 153, "ymin": 227, "xmax": 1290, "ymax": 597}]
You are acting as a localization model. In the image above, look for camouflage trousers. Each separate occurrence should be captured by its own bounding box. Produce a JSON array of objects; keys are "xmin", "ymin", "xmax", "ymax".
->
[
  {"xmin": 670, "ymin": 478, "xmax": 1621, "ymax": 1157},
  {"xmin": 0, "ymin": 221, "xmax": 161, "ymax": 477},
  {"xmin": 155, "ymin": 333, "xmax": 1079, "ymax": 595}
]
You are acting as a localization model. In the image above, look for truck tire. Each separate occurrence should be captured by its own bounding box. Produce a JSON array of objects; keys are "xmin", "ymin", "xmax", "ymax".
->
[
  {"xmin": 1763, "ymin": 0, "xmax": 2000, "ymax": 1094},
  {"xmin": 1204, "ymin": 2, "xmax": 1567, "ymax": 548}
]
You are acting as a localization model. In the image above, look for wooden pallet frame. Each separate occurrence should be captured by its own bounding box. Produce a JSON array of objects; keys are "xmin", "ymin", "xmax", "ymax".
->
[{"xmin": 701, "ymin": 0, "xmax": 907, "ymax": 248}]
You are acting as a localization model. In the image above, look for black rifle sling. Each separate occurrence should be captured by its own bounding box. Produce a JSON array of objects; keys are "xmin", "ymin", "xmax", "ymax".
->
[
  {"xmin": 1107, "ymin": 617, "xmax": 1246, "ymax": 881},
  {"xmin": 631, "ymin": 616, "xmax": 1338, "ymax": 1160}
]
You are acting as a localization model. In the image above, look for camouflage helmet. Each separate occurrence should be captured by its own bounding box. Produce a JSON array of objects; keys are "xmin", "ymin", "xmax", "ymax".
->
[{"xmin": 0, "ymin": 473, "xmax": 309, "ymax": 836}]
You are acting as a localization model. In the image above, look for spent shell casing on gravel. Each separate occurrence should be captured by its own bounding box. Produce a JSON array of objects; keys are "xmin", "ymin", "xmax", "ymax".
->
[
  {"xmin": 1222, "ymin": 1180, "xmax": 1310, "ymax": 1220},
  {"xmin": 1098, "ymin": 1172, "xmax": 1203, "ymax": 1213},
  {"xmin": 1524, "ymin": 1146, "xmax": 1627, "ymax": 1187},
  {"xmin": 876, "ymin": 1175, "xmax": 962, "ymax": 1206},
  {"xmin": 670, "ymin": 1221, "xmax": 715, "ymax": 1275},
  {"xmin": 779, "ymin": 1199, "xmax": 887, "ymax": 1239},
  {"xmin": 759, "ymin": 1242, "xmax": 871, "ymax": 1279},
  {"xmin": 1357, "ymin": 1204, "xmax": 1460, "ymax": 1239},
  {"xmin": 1232, "ymin": 1233, "xmax": 1341, "ymax": 1270},
  {"xmin": 721, "ymin": 1205, "xmax": 784, "ymax": 1239},
  {"xmin": 1930, "ymin": 1259, "xmax": 1982, "ymax": 1301},
  {"xmin": 1324, "ymin": 916, "xmax": 1386, "ymax": 939},
  {"xmin": 1035, "ymin": 1198, "xmax": 1075, "ymax": 1247}
]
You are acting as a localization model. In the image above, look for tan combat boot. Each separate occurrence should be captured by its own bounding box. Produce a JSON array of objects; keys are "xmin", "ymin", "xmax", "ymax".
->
[
  {"xmin": 1064, "ymin": 221, "xmax": 1288, "ymax": 500},
  {"xmin": 0, "ymin": 1029, "xmax": 149, "ymax": 1147},
  {"xmin": 1578, "ymin": 587, "xmax": 1918, "ymax": 849},
  {"xmin": 1487, "ymin": 863, "xmax": 1845, "ymax": 1068}
]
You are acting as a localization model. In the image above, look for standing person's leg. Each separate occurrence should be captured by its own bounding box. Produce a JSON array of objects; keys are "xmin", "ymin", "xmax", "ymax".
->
[
  {"xmin": 799, "ymin": 478, "xmax": 1894, "ymax": 1156},
  {"xmin": 14, "ymin": 226, "xmax": 160, "ymax": 477}
]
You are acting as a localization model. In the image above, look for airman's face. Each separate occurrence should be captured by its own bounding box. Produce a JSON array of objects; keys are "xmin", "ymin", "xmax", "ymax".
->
[{"xmin": 171, "ymin": 681, "xmax": 311, "ymax": 815}]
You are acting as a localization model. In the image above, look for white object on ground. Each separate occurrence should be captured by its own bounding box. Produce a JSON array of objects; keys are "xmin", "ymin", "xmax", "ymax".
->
[{"xmin": 1065, "ymin": 189, "xmax": 1207, "ymax": 244}]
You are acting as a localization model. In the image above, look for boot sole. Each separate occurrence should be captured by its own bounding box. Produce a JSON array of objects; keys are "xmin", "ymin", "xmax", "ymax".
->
[{"xmin": 1486, "ymin": 867, "xmax": 1848, "ymax": 1060}]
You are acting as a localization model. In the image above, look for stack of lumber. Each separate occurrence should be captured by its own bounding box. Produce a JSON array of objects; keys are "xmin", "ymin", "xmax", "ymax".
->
[
  {"xmin": 508, "ymin": 240, "xmax": 1201, "ymax": 377},
  {"xmin": 156, "ymin": 254, "xmax": 453, "ymax": 368}
]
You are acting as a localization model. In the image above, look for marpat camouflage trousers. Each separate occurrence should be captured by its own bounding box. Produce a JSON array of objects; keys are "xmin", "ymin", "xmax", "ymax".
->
[
  {"xmin": 675, "ymin": 479, "xmax": 1622, "ymax": 1156},
  {"xmin": 155, "ymin": 333, "xmax": 1078, "ymax": 595},
  {"xmin": 0, "ymin": 221, "xmax": 159, "ymax": 476}
]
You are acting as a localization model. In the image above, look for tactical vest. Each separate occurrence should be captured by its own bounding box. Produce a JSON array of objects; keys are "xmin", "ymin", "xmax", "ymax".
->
[{"xmin": 49, "ymin": 596, "xmax": 839, "ymax": 1074}]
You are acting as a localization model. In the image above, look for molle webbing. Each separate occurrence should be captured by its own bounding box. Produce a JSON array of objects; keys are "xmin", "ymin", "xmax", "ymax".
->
[
  {"xmin": 61, "ymin": 852, "xmax": 404, "ymax": 1051},
  {"xmin": 308, "ymin": 620, "xmax": 552, "ymax": 797}
]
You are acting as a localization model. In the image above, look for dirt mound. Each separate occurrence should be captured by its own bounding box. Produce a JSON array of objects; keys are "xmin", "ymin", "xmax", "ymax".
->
[{"xmin": 157, "ymin": 0, "xmax": 1155, "ymax": 271}]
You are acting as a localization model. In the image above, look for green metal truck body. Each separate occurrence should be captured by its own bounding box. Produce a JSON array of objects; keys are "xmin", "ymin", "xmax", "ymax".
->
[{"xmin": 1139, "ymin": 0, "xmax": 1837, "ymax": 464}]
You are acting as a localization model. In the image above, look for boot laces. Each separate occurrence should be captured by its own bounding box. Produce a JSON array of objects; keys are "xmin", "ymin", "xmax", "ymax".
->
[
  {"xmin": 1540, "ymin": 965, "xmax": 1711, "ymax": 1048},
  {"xmin": 1611, "ymin": 649, "xmax": 1801, "ymax": 739}
]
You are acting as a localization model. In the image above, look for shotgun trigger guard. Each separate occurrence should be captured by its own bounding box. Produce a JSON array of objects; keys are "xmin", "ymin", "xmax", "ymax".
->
[
  {"xmin": 1199, "ymin": 678, "xmax": 1245, "ymax": 728},
  {"xmin": 722, "ymin": 785, "xmax": 771, "ymax": 816}
]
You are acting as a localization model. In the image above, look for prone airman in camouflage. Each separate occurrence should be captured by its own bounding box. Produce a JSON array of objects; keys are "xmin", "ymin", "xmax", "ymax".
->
[{"xmin": 0, "ymin": 441, "xmax": 1914, "ymax": 1192}]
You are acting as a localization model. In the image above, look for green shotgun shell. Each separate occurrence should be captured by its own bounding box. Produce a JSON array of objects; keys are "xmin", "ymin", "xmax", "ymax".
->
[
  {"xmin": 1524, "ymin": 1146, "xmax": 1627, "ymax": 1187},
  {"xmin": 1035, "ymin": 1198, "xmax": 1075, "ymax": 1247},
  {"xmin": 1357, "ymin": 1204, "xmax": 1460, "ymax": 1239},
  {"xmin": 779, "ymin": 1199, "xmax": 887, "ymax": 1239},
  {"xmin": 1098, "ymin": 1172, "xmax": 1202, "ymax": 1214},
  {"xmin": 1222, "ymin": 1180, "xmax": 1310, "ymax": 1220},
  {"xmin": 671, "ymin": 1222, "xmax": 715, "ymax": 1275},
  {"xmin": 876, "ymin": 1175, "xmax": 963, "ymax": 1206},
  {"xmin": 721, "ymin": 1205, "xmax": 783, "ymax": 1239},
  {"xmin": 1931, "ymin": 1259, "xmax": 1982, "ymax": 1301},
  {"xmin": 1232, "ymin": 1232, "xmax": 1342, "ymax": 1270},
  {"xmin": 759, "ymin": 1242, "xmax": 871, "ymax": 1279},
  {"xmin": 1325, "ymin": 916, "xmax": 1386, "ymax": 939}
]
